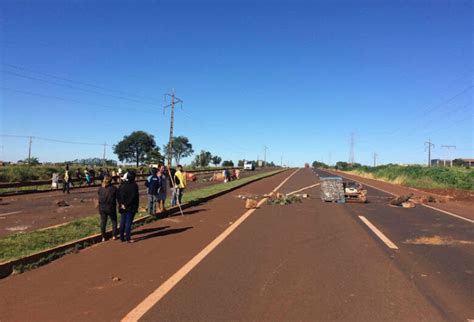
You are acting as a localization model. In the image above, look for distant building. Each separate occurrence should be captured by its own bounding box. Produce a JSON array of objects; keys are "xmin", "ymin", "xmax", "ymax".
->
[{"xmin": 431, "ymin": 158, "xmax": 474, "ymax": 167}]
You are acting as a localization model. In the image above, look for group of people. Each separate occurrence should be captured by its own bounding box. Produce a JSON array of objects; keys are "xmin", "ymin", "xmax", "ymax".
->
[
  {"xmin": 97, "ymin": 164, "xmax": 187, "ymax": 243},
  {"xmin": 52, "ymin": 166, "xmax": 127, "ymax": 193},
  {"xmin": 223, "ymin": 168, "xmax": 240, "ymax": 182}
]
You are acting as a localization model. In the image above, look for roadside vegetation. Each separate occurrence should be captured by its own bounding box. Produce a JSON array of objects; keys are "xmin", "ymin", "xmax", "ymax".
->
[
  {"xmin": 0, "ymin": 169, "xmax": 282, "ymax": 263},
  {"xmin": 312, "ymin": 161, "xmax": 474, "ymax": 191}
]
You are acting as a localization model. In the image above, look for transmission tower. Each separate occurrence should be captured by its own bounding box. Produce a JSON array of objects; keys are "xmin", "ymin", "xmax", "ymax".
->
[
  {"xmin": 424, "ymin": 139, "xmax": 435, "ymax": 167},
  {"xmin": 349, "ymin": 133, "xmax": 355, "ymax": 165},
  {"xmin": 441, "ymin": 145, "xmax": 456, "ymax": 167},
  {"xmin": 164, "ymin": 90, "xmax": 183, "ymax": 168}
]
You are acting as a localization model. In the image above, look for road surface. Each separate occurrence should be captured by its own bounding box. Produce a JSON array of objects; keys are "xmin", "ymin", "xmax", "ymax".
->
[{"xmin": 0, "ymin": 168, "xmax": 472, "ymax": 321}]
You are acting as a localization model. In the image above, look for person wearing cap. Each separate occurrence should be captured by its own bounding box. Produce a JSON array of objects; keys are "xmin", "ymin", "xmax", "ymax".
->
[
  {"xmin": 118, "ymin": 170, "xmax": 139, "ymax": 243},
  {"xmin": 98, "ymin": 175, "xmax": 118, "ymax": 241}
]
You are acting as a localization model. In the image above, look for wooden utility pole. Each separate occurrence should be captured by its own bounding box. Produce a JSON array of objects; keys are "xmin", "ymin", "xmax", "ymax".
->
[
  {"xmin": 28, "ymin": 136, "xmax": 32, "ymax": 163},
  {"xmin": 373, "ymin": 152, "xmax": 378, "ymax": 167},
  {"xmin": 102, "ymin": 143, "xmax": 107, "ymax": 167}
]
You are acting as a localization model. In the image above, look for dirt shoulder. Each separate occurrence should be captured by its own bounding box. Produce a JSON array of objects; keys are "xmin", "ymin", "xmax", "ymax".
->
[{"xmin": 324, "ymin": 169, "xmax": 474, "ymax": 221}]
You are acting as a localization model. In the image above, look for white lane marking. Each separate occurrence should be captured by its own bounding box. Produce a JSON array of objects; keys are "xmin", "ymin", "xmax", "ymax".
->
[
  {"xmin": 358, "ymin": 216, "xmax": 399, "ymax": 250},
  {"xmin": 329, "ymin": 171, "xmax": 474, "ymax": 225},
  {"xmin": 287, "ymin": 183, "xmax": 320, "ymax": 196},
  {"xmin": 421, "ymin": 204, "xmax": 474, "ymax": 224},
  {"xmin": 0, "ymin": 211, "xmax": 22, "ymax": 217},
  {"xmin": 121, "ymin": 169, "xmax": 300, "ymax": 322}
]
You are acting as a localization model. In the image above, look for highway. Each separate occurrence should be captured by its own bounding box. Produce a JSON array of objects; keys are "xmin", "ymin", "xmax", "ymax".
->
[{"xmin": 0, "ymin": 168, "xmax": 472, "ymax": 321}]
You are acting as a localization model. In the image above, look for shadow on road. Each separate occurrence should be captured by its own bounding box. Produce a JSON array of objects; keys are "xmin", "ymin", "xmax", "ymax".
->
[
  {"xmin": 181, "ymin": 208, "xmax": 208, "ymax": 216},
  {"xmin": 132, "ymin": 226, "xmax": 170, "ymax": 236},
  {"xmin": 135, "ymin": 226, "xmax": 193, "ymax": 242}
]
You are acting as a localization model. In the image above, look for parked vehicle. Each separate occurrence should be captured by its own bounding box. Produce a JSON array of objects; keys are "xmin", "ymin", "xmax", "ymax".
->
[{"xmin": 243, "ymin": 161, "xmax": 255, "ymax": 171}]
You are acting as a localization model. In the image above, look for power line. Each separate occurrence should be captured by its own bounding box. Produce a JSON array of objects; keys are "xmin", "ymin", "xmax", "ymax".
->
[
  {"xmin": 3, "ymin": 63, "xmax": 160, "ymax": 103},
  {"xmin": 424, "ymin": 139, "xmax": 435, "ymax": 167},
  {"xmin": 0, "ymin": 86, "xmax": 156, "ymax": 115},
  {"xmin": 2, "ymin": 70, "xmax": 159, "ymax": 106},
  {"xmin": 0, "ymin": 134, "xmax": 104, "ymax": 146}
]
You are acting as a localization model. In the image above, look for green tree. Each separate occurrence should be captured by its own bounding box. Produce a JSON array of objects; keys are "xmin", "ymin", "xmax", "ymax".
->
[
  {"xmin": 23, "ymin": 157, "xmax": 40, "ymax": 165},
  {"xmin": 211, "ymin": 155, "xmax": 222, "ymax": 167},
  {"xmin": 163, "ymin": 136, "xmax": 194, "ymax": 166},
  {"xmin": 222, "ymin": 160, "xmax": 234, "ymax": 167},
  {"xmin": 192, "ymin": 150, "xmax": 212, "ymax": 168},
  {"xmin": 237, "ymin": 160, "xmax": 245, "ymax": 167},
  {"xmin": 146, "ymin": 147, "xmax": 164, "ymax": 164},
  {"xmin": 113, "ymin": 131, "xmax": 157, "ymax": 167}
]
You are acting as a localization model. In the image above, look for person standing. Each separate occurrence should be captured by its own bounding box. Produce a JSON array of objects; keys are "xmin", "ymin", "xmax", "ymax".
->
[
  {"xmin": 145, "ymin": 167, "xmax": 160, "ymax": 216},
  {"xmin": 76, "ymin": 168, "xmax": 83, "ymax": 187},
  {"xmin": 157, "ymin": 165, "xmax": 168, "ymax": 213},
  {"xmin": 62, "ymin": 165, "xmax": 71, "ymax": 194},
  {"xmin": 118, "ymin": 171, "xmax": 139, "ymax": 243},
  {"xmin": 51, "ymin": 172, "xmax": 59, "ymax": 190},
  {"xmin": 172, "ymin": 165, "xmax": 186, "ymax": 207},
  {"xmin": 98, "ymin": 175, "xmax": 118, "ymax": 241}
]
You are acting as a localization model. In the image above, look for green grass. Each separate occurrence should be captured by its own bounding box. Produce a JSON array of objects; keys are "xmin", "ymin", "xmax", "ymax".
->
[
  {"xmin": 0, "ymin": 169, "xmax": 282, "ymax": 263},
  {"xmin": 347, "ymin": 165, "xmax": 474, "ymax": 191}
]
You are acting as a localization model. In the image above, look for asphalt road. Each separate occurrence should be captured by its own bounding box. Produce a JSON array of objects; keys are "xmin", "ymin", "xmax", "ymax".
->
[{"xmin": 0, "ymin": 168, "xmax": 472, "ymax": 321}]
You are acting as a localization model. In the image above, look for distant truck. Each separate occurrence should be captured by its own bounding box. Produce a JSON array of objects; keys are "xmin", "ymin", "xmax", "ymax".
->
[
  {"xmin": 243, "ymin": 161, "xmax": 255, "ymax": 171},
  {"xmin": 305, "ymin": 163, "xmax": 310, "ymax": 168}
]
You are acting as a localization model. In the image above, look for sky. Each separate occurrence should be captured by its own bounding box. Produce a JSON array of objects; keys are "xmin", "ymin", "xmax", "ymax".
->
[{"xmin": 0, "ymin": 0, "xmax": 472, "ymax": 167}]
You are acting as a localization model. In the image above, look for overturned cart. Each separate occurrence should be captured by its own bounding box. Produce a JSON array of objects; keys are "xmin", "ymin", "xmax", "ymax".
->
[{"xmin": 320, "ymin": 176, "xmax": 367, "ymax": 203}]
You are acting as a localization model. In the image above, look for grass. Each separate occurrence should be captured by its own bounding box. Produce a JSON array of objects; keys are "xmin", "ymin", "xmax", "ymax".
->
[
  {"xmin": 346, "ymin": 165, "xmax": 474, "ymax": 191},
  {"xmin": 0, "ymin": 169, "xmax": 283, "ymax": 264}
]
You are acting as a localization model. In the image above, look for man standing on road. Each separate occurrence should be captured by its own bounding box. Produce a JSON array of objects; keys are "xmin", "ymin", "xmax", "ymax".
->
[
  {"xmin": 118, "ymin": 170, "xmax": 139, "ymax": 243},
  {"xmin": 172, "ymin": 165, "xmax": 186, "ymax": 207},
  {"xmin": 157, "ymin": 165, "xmax": 168, "ymax": 213},
  {"xmin": 98, "ymin": 175, "xmax": 118, "ymax": 241},
  {"xmin": 145, "ymin": 167, "xmax": 160, "ymax": 216}
]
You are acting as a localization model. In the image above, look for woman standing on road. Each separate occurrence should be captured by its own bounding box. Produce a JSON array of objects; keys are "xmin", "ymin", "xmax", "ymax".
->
[
  {"xmin": 118, "ymin": 171, "xmax": 139, "ymax": 243},
  {"xmin": 98, "ymin": 175, "xmax": 118, "ymax": 241},
  {"xmin": 156, "ymin": 165, "xmax": 167, "ymax": 213}
]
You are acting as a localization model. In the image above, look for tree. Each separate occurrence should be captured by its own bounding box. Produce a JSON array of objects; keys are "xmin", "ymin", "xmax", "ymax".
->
[
  {"xmin": 113, "ymin": 131, "xmax": 157, "ymax": 167},
  {"xmin": 163, "ymin": 136, "xmax": 194, "ymax": 166},
  {"xmin": 146, "ymin": 147, "xmax": 164, "ymax": 164},
  {"xmin": 238, "ymin": 160, "xmax": 245, "ymax": 167},
  {"xmin": 452, "ymin": 159, "xmax": 466, "ymax": 167},
  {"xmin": 312, "ymin": 161, "xmax": 328, "ymax": 169},
  {"xmin": 23, "ymin": 157, "xmax": 40, "ymax": 165},
  {"xmin": 222, "ymin": 160, "xmax": 234, "ymax": 167},
  {"xmin": 192, "ymin": 150, "xmax": 212, "ymax": 168},
  {"xmin": 211, "ymin": 155, "xmax": 222, "ymax": 167}
]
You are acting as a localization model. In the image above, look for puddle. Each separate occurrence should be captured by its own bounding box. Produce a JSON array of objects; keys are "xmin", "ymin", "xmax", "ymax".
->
[{"xmin": 404, "ymin": 235, "xmax": 474, "ymax": 246}]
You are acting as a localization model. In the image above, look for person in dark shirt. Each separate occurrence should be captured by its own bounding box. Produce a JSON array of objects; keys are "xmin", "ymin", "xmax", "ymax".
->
[
  {"xmin": 118, "ymin": 170, "xmax": 139, "ymax": 243},
  {"xmin": 98, "ymin": 175, "xmax": 118, "ymax": 241}
]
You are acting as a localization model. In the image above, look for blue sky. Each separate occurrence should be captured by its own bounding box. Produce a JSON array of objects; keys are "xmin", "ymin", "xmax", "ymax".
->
[{"xmin": 0, "ymin": 0, "xmax": 472, "ymax": 166}]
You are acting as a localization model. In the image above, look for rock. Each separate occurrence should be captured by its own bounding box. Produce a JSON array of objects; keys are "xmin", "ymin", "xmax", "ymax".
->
[
  {"xmin": 55, "ymin": 200, "xmax": 69, "ymax": 207},
  {"xmin": 402, "ymin": 201, "xmax": 415, "ymax": 208},
  {"xmin": 245, "ymin": 199, "xmax": 258, "ymax": 209},
  {"xmin": 112, "ymin": 276, "xmax": 121, "ymax": 282},
  {"xmin": 389, "ymin": 194, "xmax": 413, "ymax": 206},
  {"xmin": 302, "ymin": 194, "xmax": 309, "ymax": 198}
]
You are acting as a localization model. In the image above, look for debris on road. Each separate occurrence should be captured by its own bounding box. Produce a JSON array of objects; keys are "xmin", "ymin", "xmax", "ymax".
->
[
  {"xmin": 267, "ymin": 194, "xmax": 302, "ymax": 206},
  {"xmin": 389, "ymin": 194, "xmax": 413, "ymax": 207},
  {"xmin": 343, "ymin": 182, "xmax": 367, "ymax": 203},
  {"xmin": 55, "ymin": 200, "xmax": 69, "ymax": 207},
  {"xmin": 112, "ymin": 276, "xmax": 121, "ymax": 282},
  {"xmin": 404, "ymin": 235, "xmax": 474, "ymax": 246},
  {"xmin": 320, "ymin": 177, "xmax": 345, "ymax": 203},
  {"xmin": 245, "ymin": 199, "xmax": 258, "ymax": 209},
  {"xmin": 402, "ymin": 201, "xmax": 415, "ymax": 208}
]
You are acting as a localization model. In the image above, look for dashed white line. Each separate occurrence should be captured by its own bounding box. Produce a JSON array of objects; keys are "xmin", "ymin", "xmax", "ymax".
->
[
  {"xmin": 358, "ymin": 216, "xmax": 399, "ymax": 250},
  {"xmin": 121, "ymin": 168, "xmax": 300, "ymax": 322}
]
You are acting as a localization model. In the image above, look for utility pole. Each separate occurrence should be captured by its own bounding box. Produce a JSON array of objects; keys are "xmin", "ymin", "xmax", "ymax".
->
[
  {"xmin": 263, "ymin": 145, "xmax": 268, "ymax": 167},
  {"xmin": 373, "ymin": 152, "xmax": 378, "ymax": 167},
  {"xmin": 441, "ymin": 145, "xmax": 456, "ymax": 167},
  {"xmin": 164, "ymin": 89, "xmax": 183, "ymax": 168},
  {"xmin": 102, "ymin": 143, "xmax": 107, "ymax": 167},
  {"xmin": 28, "ymin": 136, "xmax": 32, "ymax": 163},
  {"xmin": 424, "ymin": 139, "xmax": 435, "ymax": 167},
  {"xmin": 349, "ymin": 132, "xmax": 355, "ymax": 165},
  {"xmin": 280, "ymin": 155, "xmax": 283, "ymax": 167}
]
